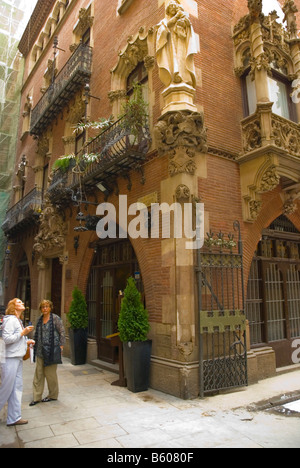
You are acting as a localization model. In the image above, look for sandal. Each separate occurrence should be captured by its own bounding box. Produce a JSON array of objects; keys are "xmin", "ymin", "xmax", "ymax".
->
[{"xmin": 42, "ymin": 397, "xmax": 57, "ymax": 403}]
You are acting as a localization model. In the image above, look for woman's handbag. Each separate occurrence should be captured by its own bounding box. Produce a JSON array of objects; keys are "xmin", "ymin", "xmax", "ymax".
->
[{"xmin": 23, "ymin": 345, "xmax": 30, "ymax": 361}]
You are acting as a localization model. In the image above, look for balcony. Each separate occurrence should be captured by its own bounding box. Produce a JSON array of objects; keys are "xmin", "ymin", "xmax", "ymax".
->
[
  {"xmin": 30, "ymin": 43, "xmax": 93, "ymax": 136},
  {"xmin": 47, "ymin": 115, "xmax": 151, "ymax": 206},
  {"xmin": 240, "ymin": 108, "xmax": 300, "ymax": 159},
  {"xmin": 2, "ymin": 188, "xmax": 43, "ymax": 236},
  {"xmin": 238, "ymin": 103, "xmax": 300, "ymax": 222}
]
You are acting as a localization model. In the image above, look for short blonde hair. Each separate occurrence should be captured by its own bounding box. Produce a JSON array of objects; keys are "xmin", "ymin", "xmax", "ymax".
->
[
  {"xmin": 5, "ymin": 298, "xmax": 21, "ymax": 316},
  {"xmin": 39, "ymin": 300, "xmax": 53, "ymax": 313}
]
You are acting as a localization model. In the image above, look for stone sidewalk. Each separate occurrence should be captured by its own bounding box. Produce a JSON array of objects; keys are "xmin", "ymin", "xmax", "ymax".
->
[{"xmin": 1, "ymin": 356, "xmax": 300, "ymax": 448}]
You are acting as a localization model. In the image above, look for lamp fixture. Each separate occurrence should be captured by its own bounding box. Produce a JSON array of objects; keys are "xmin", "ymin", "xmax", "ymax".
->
[{"xmin": 96, "ymin": 181, "xmax": 109, "ymax": 196}]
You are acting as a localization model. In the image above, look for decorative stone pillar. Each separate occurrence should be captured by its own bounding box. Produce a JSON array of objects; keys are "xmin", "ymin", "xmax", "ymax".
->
[
  {"xmin": 151, "ymin": 0, "xmax": 208, "ymax": 398},
  {"xmin": 153, "ymin": 106, "xmax": 207, "ymax": 398},
  {"xmin": 248, "ymin": 0, "xmax": 271, "ymax": 104},
  {"xmin": 283, "ymin": 0, "xmax": 300, "ymax": 123}
]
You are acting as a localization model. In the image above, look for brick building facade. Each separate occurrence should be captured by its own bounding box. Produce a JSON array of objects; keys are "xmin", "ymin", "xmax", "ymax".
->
[{"xmin": 2, "ymin": 0, "xmax": 300, "ymax": 398}]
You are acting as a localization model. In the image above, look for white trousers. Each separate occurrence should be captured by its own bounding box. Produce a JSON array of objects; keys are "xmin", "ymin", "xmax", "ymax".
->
[{"xmin": 0, "ymin": 358, "xmax": 23, "ymax": 425}]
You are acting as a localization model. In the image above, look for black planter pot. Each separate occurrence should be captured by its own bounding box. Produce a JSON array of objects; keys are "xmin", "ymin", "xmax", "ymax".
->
[
  {"xmin": 69, "ymin": 328, "xmax": 88, "ymax": 365},
  {"xmin": 123, "ymin": 340, "xmax": 152, "ymax": 393}
]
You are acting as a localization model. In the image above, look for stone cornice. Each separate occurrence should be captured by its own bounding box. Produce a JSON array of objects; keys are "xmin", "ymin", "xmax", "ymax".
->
[{"xmin": 18, "ymin": 0, "xmax": 56, "ymax": 57}]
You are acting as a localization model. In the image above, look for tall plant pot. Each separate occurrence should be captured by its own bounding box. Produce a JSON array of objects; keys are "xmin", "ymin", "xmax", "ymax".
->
[
  {"xmin": 69, "ymin": 328, "xmax": 88, "ymax": 366},
  {"xmin": 123, "ymin": 340, "xmax": 152, "ymax": 393}
]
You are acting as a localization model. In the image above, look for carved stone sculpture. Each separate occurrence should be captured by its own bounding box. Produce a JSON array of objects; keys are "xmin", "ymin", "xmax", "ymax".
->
[
  {"xmin": 33, "ymin": 203, "xmax": 67, "ymax": 256},
  {"xmin": 155, "ymin": 110, "xmax": 207, "ymax": 176},
  {"xmin": 156, "ymin": 0, "xmax": 197, "ymax": 88}
]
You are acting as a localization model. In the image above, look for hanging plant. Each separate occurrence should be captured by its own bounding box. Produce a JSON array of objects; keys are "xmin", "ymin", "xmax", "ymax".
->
[
  {"xmin": 52, "ymin": 116, "xmax": 114, "ymax": 173},
  {"xmin": 119, "ymin": 83, "xmax": 149, "ymax": 142}
]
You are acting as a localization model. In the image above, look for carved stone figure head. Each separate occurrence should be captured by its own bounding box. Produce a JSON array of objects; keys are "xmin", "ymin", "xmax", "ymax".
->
[{"xmin": 166, "ymin": 0, "xmax": 182, "ymax": 17}]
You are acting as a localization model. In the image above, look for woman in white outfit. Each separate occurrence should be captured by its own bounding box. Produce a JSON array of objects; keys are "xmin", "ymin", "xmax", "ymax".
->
[{"xmin": 0, "ymin": 299, "xmax": 34, "ymax": 426}]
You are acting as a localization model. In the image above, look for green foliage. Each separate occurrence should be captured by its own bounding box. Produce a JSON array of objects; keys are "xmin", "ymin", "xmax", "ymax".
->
[
  {"xmin": 118, "ymin": 277, "xmax": 150, "ymax": 342},
  {"xmin": 119, "ymin": 83, "xmax": 148, "ymax": 140},
  {"xmin": 68, "ymin": 286, "xmax": 89, "ymax": 330},
  {"xmin": 73, "ymin": 116, "xmax": 114, "ymax": 134},
  {"xmin": 52, "ymin": 154, "xmax": 76, "ymax": 172},
  {"xmin": 51, "ymin": 116, "xmax": 114, "ymax": 173}
]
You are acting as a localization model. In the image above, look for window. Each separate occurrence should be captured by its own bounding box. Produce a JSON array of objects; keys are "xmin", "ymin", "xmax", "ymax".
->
[
  {"xmin": 75, "ymin": 130, "xmax": 85, "ymax": 154},
  {"xmin": 267, "ymin": 74, "xmax": 291, "ymax": 120},
  {"xmin": 126, "ymin": 62, "xmax": 149, "ymax": 110},
  {"xmin": 82, "ymin": 28, "xmax": 90, "ymax": 46},
  {"xmin": 243, "ymin": 70, "xmax": 296, "ymax": 121}
]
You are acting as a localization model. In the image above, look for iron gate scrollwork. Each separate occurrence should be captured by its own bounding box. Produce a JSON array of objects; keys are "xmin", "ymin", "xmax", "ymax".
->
[{"xmin": 197, "ymin": 221, "xmax": 248, "ymax": 397}]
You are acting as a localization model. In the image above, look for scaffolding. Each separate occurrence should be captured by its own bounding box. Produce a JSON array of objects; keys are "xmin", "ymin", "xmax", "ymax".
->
[{"xmin": 0, "ymin": 0, "xmax": 38, "ymax": 303}]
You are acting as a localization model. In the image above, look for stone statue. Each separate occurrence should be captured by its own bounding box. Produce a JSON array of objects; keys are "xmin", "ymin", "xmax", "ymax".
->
[
  {"xmin": 33, "ymin": 204, "xmax": 67, "ymax": 255},
  {"xmin": 156, "ymin": 0, "xmax": 197, "ymax": 88}
]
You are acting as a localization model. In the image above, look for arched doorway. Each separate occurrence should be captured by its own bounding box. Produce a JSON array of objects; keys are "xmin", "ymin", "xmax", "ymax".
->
[
  {"xmin": 246, "ymin": 215, "xmax": 300, "ymax": 367},
  {"xmin": 86, "ymin": 239, "xmax": 143, "ymax": 363}
]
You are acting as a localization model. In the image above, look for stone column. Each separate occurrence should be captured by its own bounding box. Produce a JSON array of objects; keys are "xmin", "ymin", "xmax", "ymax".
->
[
  {"xmin": 283, "ymin": 0, "xmax": 300, "ymax": 123},
  {"xmin": 153, "ymin": 110, "xmax": 207, "ymax": 399},
  {"xmin": 248, "ymin": 0, "xmax": 270, "ymax": 104}
]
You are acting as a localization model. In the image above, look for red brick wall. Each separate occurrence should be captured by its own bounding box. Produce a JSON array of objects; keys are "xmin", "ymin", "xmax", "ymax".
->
[{"xmin": 6, "ymin": 0, "xmax": 300, "ymax": 325}]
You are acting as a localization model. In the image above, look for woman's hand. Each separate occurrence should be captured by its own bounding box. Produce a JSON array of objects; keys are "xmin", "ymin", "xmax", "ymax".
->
[
  {"xmin": 27, "ymin": 340, "xmax": 35, "ymax": 346},
  {"xmin": 21, "ymin": 326, "xmax": 34, "ymax": 337}
]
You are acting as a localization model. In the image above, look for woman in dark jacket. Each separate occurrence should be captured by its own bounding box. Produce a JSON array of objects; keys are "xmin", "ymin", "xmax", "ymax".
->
[{"xmin": 29, "ymin": 300, "xmax": 65, "ymax": 406}]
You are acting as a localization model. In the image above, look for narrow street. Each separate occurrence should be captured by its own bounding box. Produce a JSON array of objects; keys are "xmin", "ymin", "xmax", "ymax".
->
[{"xmin": 1, "ymin": 355, "xmax": 300, "ymax": 449}]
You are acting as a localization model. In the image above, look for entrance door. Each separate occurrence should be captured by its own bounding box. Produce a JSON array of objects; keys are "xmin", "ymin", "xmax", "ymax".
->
[
  {"xmin": 98, "ymin": 265, "xmax": 132, "ymax": 362},
  {"xmin": 98, "ymin": 270, "xmax": 114, "ymax": 362},
  {"xmin": 51, "ymin": 258, "xmax": 62, "ymax": 317},
  {"xmin": 87, "ymin": 240, "xmax": 142, "ymax": 363}
]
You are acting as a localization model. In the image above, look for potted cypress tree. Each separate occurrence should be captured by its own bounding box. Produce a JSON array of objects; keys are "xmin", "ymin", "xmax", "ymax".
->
[
  {"xmin": 118, "ymin": 277, "xmax": 151, "ymax": 393},
  {"xmin": 68, "ymin": 286, "xmax": 89, "ymax": 365}
]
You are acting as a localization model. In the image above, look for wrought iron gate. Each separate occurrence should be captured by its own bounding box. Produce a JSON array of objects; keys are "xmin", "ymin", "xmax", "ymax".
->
[{"xmin": 197, "ymin": 221, "xmax": 248, "ymax": 397}]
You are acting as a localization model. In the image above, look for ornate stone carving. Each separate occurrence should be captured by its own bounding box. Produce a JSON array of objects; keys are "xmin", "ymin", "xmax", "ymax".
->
[
  {"xmin": 175, "ymin": 184, "xmax": 191, "ymax": 200},
  {"xmin": 33, "ymin": 203, "xmax": 67, "ymax": 256},
  {"xmin": 249, "ymin": 53, "xmax": 272, "ymax": 80},
  {"xmin": 156, "ymin": 0, "xmax": 197, "ymax": 88},
  {"xmin": 155, "ymin": 111, "xmax": 207, "ymax": 176},
  {"xmin": 67, "ymin": 93, "xmax": 85, "ymax": 125},
  {"xmin": 242, "ymin": 118, "xmax": 262, "ymax": 153},
  {"xmin": 283, "ymin": 0, "xmax": 299, "ymax": 40},
  {"xmin": 169, "ymin": 148, "xmax": 196, "ymax": 176},
  {"xmin": 283, "ymin": 197, "xmax": 297, "ymax": 215},
  {"xmin": 155, "ymin": 111, "xmax": 207, "ymax": 155},
  {"xmin": 259, "ymin": 166, "xmax": 280, "ymax": 193},
  {"xmin": 272, "ymin": 115, "xmax": 300, "ymax": 156},
  {"xmin": 249, "ymin": 199, "xmax": 262, "ymax": 219},
  {"xmin": 248, "ymin": 0, "xmax": 263, "ymax": 23},
  {"xmin": 36, "ymin": 135, "xmax": 49, "ymax": 158},
  {"xmin": 119, "ymin": 35, "xmax": 148, "ymax": 72},
  {"xmin": 108, "ymin": 90, "xmax": 127, "ymax": 103},
  {"xmin": 77, "ymin": 8, "xmax": 94, "ymax": 35},
  {"xmin": 144, "ymin": 55, "xmax": 155, "ymax": 70},
  {"xmin": 22, "ymin": 94, "xmax": 33, "ymax": 117}
]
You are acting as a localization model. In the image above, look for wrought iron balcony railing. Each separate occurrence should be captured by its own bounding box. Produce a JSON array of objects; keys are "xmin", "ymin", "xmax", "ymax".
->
[
  {"xmin": 2, "ymin": 188, "xmax": 43, "ymax": 236},
  {"xmin": 47, "ymin": 115, "xmax": 151, "ymax": 206},
  {"xmin": 30, "ymin": 43, "xmax": 93, "ymax": 136}
]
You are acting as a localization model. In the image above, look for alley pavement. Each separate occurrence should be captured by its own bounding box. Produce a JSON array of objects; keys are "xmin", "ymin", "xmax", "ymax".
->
[{"xmin": 1, "ymin": 353, "xmax": 300, "ymax": 449}]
